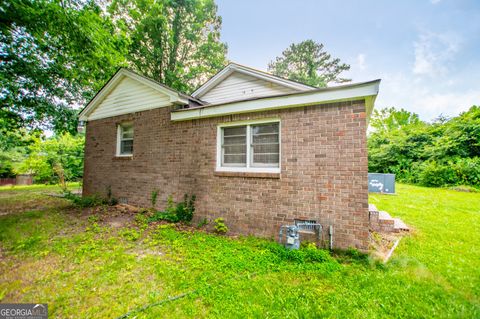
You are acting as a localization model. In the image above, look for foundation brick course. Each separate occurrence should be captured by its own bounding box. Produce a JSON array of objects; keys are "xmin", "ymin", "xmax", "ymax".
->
[{"xmin": 83, "ymin": 100, "xmax": 370, "ymax": 250}]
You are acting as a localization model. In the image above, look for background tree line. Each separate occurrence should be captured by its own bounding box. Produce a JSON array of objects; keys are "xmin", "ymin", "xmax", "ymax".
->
[
  {"xmin": 3, "ymin": 0, "xmax": 477, "ymax": 188},
  {"xmin": 368, "ymin": 106, "xmax": 480, "ymax": 188}
]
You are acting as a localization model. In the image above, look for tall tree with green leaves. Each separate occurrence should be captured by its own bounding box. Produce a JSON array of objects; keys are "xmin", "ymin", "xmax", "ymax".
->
[
  {"xmin": 109, "ymin": 0, "xmax": 227, "ymax": 93},
  {"xmin": 0, "ymin": 0, "xmax": 127, "ymax": 134},
  {"xmin": 268, "ymin": 40, "xmax": 350, "ymax": 88},
  {"xmin": 369, "ymin": 107, "xmax": 422, "ymax": 133}
]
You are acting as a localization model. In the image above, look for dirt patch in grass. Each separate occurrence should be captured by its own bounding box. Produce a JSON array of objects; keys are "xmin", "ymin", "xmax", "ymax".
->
[
  {"xmin": 369, "ymin": 231, "xmax": 406, "ymax": 262},
  {"xmin": 74, "ymin": 204, "xmax": 140, "ymax": 228}
]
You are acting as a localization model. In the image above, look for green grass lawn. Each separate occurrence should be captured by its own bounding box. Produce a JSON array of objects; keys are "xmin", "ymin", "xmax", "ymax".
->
[{"xmin": 0, "ymin": 183, "xmax": 479, "ymax": 318}]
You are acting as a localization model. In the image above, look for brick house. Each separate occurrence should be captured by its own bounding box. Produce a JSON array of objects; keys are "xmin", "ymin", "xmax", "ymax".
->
[{"xmin": 79, "ymin": 63, "xmax": 380, "ymax": 251}]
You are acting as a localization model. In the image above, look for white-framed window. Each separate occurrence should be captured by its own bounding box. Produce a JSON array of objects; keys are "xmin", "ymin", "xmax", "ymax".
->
[
  {"xmin": 116, "ymin": 122, "xmax": 134, "ymax": 156},
  {"xmin": 216, "ymin": 119, "xmax": 280, "ymax": 173}
]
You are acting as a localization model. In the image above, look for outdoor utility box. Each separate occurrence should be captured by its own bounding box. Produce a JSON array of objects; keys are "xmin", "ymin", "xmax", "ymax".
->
[{"xmin": 368, "ymin": 173, "xmax": 395, "ymax": 194}]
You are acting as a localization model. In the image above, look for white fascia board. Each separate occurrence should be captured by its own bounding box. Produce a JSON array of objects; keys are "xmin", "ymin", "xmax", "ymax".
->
[
  {"xmin": 79, "ymin": 68, "xmax": 187, "ymax": 121},
  {"xmin": 172, "ymin": 80, "xmax": 380, "ymax": 122}
]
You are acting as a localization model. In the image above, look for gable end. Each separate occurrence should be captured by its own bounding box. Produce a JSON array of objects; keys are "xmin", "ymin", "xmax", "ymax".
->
[{"xmin": 79, "ymin": 68, "xmax": 189, "ymax": 121}]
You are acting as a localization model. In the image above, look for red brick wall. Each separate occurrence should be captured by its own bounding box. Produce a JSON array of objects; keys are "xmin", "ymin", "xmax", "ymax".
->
[{"xmin": 83, "ymin": 100, "xmax": 369, "ymax": 250}]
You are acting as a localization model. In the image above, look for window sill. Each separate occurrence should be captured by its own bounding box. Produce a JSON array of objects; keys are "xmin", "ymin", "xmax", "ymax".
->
[
  {"xmin": 214, "ymin": 171, "xmax": 280, "ymax": 179},
  {"xmin": 112, "ymin": 155, "xmax": 133, "ymax": 160}
]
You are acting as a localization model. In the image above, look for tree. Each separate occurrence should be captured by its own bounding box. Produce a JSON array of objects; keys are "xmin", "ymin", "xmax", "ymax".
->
[
  {"xmin": 268, "ymin": 40, "xmax": 350, "ymax": 88},
  {"xmin": 109, "ymin": 0, "xmax": 227, "ymax": 93},
  {"xmin": 0, "ymin": 0, "xmax": 127, "ymax": 134},
  {"xmin": 369, "ymin": 107, "xmax": 422, "ymax": 133},
  {"xmin": 17, "ymin": 133, "xmax": 85, "ymax": 184},
  {"xmin": 367, "ymin": 106, "xmax": 480, "ymax": 187}
]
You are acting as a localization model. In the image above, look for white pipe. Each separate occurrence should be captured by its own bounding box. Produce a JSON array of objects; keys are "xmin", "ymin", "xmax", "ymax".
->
[{"xmin": 384, "ymin": 238, "xmax": 401, "ymax": 263}]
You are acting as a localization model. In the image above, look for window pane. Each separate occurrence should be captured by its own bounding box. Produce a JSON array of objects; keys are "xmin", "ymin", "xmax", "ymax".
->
[
  {"xmin": 252, "ymin": 123, "xmax": 278, "ymax": 134},
  {"xmin": 122, "ymin": 125, "xmax": 133, "ymax": 139},
  {"xmin": 252, "ymin": 134, "xmax": 279, "ymax": 144},
  {"xmin": 252, "ymin": 143, "xmax": 279, "ymax": 154},
  {"xmin": 223, "ymin": 154, "xmax": 247, "ymax": 164},
  {"xmin": 251, "ymin": 123, "xmax": 279, "ymax": 167},
  {"xmin": 224, "ymin": 144, "xmax": 247, "ymax": 155},
  {"xmin": 121, "ymin": 139, "xmax": 133, "ymax": 155},
  {"xmin": 253, "ymin": 153, "xmax": 279, "ymax": 164},
  {"xmin": 223, "ymin": 126, "xmax": 246, "ymax": 137},
  {"xmin": 224, "ymin": 135, "xmax": 247, "ymax": 145},
  {"xmin": 222, "ymin": 126, "xmax": 246, "ymax": 166}
]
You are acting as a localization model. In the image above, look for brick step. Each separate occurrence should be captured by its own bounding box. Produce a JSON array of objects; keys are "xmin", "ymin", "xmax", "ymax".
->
[
  {"xmin": 378, "ymin": 211, "xmax": 394, "ymax": 223},
  {"xmin": 378, "ymin": 211, "xmax": 393, "ymax": 223},
  {"xmin": 378, "ymin": 211, "xmax": 395, "ymax": 232},
  {"xmin": 369, "ymin": 204, "xmax": 409, "ymax": 233},
  {"xmin": 393, "ymin": 218, "xmax": 409, "ymax": 232}
]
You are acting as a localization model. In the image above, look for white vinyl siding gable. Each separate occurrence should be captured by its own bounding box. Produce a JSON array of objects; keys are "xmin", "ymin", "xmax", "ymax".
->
[
  {"xmin": 201, "ymin": 72, "xmax": 297, "ymax": 104},
  {"xmin": 88, "ymin": 77, "xmax": 173, "ymax": 120}
]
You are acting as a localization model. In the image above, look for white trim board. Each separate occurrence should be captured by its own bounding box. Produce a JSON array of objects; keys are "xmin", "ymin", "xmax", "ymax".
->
[{"xmin": 172, "ymin": 80, "xmax": 380, "ymax": 122}]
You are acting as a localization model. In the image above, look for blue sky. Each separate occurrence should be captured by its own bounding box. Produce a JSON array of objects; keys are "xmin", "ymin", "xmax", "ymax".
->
[{"xmin": 216, "ymin": 0, "xmax": 480, "ymax": 121}]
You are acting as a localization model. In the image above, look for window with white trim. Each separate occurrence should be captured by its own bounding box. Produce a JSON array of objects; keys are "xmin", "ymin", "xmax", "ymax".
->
[
  {"xmin": 217, "ymin": 120, "xmax": 280, "ymax": 173},
  {"xmin": 117, "ymin": 123, "xmax": 133, "ymax": 156}
]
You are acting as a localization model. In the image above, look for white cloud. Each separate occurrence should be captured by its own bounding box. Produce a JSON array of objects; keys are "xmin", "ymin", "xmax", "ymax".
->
[
  {"xmin": 430, "ymin": 0, "xmax": 441, "ymax": 4},
  {"xmin": 413, "ymin": 31, "xmax": 461, "ymax": 76},
  {"xmin": 356, "ymin": 53, "xmax": 367, "ymax": 71},
  {"xmin": 414, "ymin": 91, "xmax": 479, "ymax": 119},
  {"xmin": 374, "ymin": 72, "xmax": 479, "ymax": 121}
]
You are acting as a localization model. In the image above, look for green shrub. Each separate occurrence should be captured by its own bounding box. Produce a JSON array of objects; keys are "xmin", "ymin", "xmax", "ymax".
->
[
  {"xmin": 151, "ymin": 189, "xmax": 159, "ymax": 208},
  {"xmin": 148, "ymin": 211, "xmax": 179, "ymax": 223},
  {"xmin": 176, "ymin": 194, "xmax": 196, "ymax": 222},
  {"xmin": 213, "ymin": 218, "xmax": 228, "ymax": 234},
  {"xmin": 417, "ymin": 161, "xmax": 456, "ymax": 187},
  {"xmin": 134, "ymin": 213, "xmax": 149, "ymax": 230},
  {"xmin": 197, "ymin": 218, "xmax": 209, "ymax": 228},
  {"xmin": 454, "ymin": 157, "xmax": 480, "ymax": 186},
  {"xmin": 262, "ymin": 241, "xmax": 332, "ymax": 263},
  {"xmin": 147, "ymin": 194, "xmax": 195, "ymax": 223},
  {"xmin": 64, "ymin": 191, "xmax": 116, "ymax": 207}
]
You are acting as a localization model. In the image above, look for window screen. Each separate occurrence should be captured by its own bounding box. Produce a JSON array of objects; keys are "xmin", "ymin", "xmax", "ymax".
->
[
  {"xmin": 222, "ymin": 126, "xmax": 246, "ymax": 166},
  {"xmin": 251, "ymin": 122, "xmax": 279, "ymax": 167}
]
